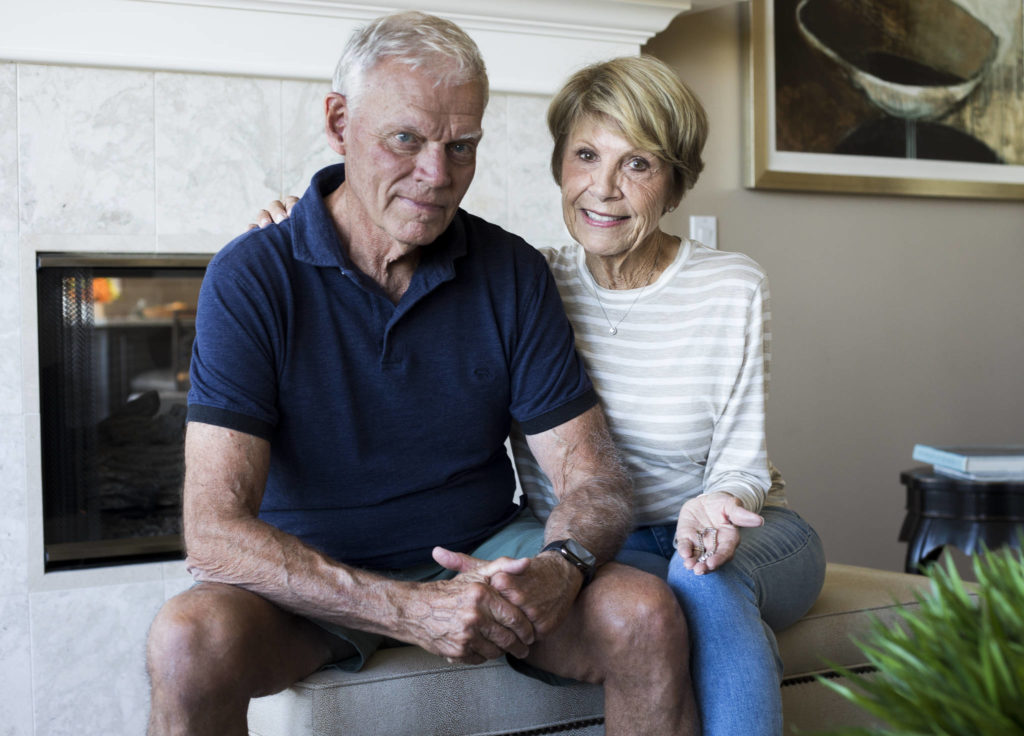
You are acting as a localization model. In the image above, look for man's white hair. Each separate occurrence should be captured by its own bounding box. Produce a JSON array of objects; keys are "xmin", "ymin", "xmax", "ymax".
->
[{"xmin": 332, "ymin": 11, "xmax": 489, "ymax": 111}]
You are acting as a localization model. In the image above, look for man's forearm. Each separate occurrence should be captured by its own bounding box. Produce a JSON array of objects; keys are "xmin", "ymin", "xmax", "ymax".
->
[
  {"xmin": 182, "ymin": 422, "xmax": 413, "ymax": 639},
  {"xmin": 488, "ymin": 409, "xmax": 632, "ymax": 640},
  {"xmin": 188, "ymin": 515, "xmax": 539, "ymax": 662},
  {"xmin": 184, "ymin": 511, "xmax": 409, "ymax": 636},
  {"xmin": 527, "ymin": 406, "xmax": 634, "ymax": 565},
  {"xmin": 184, "ymin": 422, "xmax": 538, "ymax": 662},
  {"xmin": 542, "ymin": 463, "xmax": 632, "ymax": 565}
]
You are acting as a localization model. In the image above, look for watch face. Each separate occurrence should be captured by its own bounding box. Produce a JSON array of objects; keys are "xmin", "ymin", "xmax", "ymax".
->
[{"xmin": 564, "ymin": 539, "xmax": 596, "ymax": 567}]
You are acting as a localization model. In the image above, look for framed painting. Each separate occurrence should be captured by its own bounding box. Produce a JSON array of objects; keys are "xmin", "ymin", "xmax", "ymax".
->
[{"xmin": 746, "ymin": 0, "xmax": 1024, "ymax": 199}]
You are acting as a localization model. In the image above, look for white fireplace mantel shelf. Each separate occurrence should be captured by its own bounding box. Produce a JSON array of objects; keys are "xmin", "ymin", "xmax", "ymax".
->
[{"xmin": 0, "ymin": 0, "xmax": 744, "ymax": 94}]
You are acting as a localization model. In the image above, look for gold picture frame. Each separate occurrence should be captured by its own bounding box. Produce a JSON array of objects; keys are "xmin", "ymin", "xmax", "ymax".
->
[{"xmin": 745, "ymin": 0, "xmax": 1024, "ymax": 200}]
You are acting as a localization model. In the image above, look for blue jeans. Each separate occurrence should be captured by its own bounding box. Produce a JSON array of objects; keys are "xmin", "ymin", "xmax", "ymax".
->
[{"xmin": 617, "ymin": 506, "xmax": 825, "ymax": 736}]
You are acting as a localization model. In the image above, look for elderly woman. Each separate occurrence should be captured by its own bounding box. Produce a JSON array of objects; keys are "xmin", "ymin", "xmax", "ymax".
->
[
  {"xmin": 256, "ymin": 55, "xmax": 824, "ymax": 736},
  {"xmin": 510, "ymin": 56, "xmax": 826, "ymax": 736}
]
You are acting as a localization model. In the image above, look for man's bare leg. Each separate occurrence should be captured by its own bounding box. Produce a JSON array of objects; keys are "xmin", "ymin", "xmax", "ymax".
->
[
  {"xmin": 146, "ymin": 582, "xmax": 353, "ymax": 736},
  {"xmin": 523, "ymin": 563, "xmax": 698, "ymax": 736}
]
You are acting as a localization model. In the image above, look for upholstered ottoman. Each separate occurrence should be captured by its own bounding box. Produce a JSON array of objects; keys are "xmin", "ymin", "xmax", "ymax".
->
[
  {"xmin": 248, "ymin": 563, "xmax": 934, "ymax": 735},
  {"xmin": 777, "ymin": 563, "xmax": 934, "ymax": 731}
]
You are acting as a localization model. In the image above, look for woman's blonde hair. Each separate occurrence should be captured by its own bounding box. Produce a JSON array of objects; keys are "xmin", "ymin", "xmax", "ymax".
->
[{"xmin": 547, "ymin": 56, "xmax": 708, "ymax": 197}]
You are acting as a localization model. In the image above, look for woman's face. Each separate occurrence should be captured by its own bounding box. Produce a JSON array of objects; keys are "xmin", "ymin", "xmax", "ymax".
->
[{"xmin": 559, "ymin": 115, "xmax": 677, "ymax": 261}]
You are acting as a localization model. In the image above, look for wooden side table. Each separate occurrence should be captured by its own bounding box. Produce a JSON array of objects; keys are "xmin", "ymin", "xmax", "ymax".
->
[{"xmin": 899, "ymin": 467, "xmax": 1024, "ymax": 574}]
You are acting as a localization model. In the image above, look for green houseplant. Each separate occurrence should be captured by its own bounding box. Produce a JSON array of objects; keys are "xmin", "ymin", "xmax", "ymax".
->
[{"xmin": 818, "ymin": 543, "xmax": 1024, "ymax": 735}]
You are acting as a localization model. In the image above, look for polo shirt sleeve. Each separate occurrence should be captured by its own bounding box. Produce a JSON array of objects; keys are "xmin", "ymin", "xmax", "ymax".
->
[
  {"xmin": 509, "ymin": 248, "xmax": 597, "ymax": 435},
  {"xmin": 186, "ymin": 233, "xmax": 284, "ymax": 440}
]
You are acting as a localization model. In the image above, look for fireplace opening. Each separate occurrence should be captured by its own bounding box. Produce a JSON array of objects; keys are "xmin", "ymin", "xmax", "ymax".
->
[{"xmin": 37, "ymin": 254, "xmax": 209, "ymax": 571}]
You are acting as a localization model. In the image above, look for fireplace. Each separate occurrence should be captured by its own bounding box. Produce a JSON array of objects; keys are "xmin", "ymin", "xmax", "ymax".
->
[{"xmin": 37, "ymin": 254, "xmax": 209, "ymax": 570}]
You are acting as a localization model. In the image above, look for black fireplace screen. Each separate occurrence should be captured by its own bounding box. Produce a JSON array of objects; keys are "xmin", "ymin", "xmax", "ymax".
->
[{"xmin": 37, "ymin": 254, "xmax": 209, "ymax": 570}]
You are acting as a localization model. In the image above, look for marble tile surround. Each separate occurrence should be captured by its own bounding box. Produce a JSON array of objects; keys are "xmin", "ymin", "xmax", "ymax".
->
[
  {"xmin": 0, "ymin": 593, "xmax": 33, "ymax": 736},
  {"xmin": 0, "ymin": 64, "xmax": 16, "ymax": 233},
  {"xmin": 31, "ymin": 582, "xmax": 167, "ymax": 735},
  {"xmin": 0, "ymin": 233, "xmax": 21, "ymax": 416},
  {"xmin": 155, "ymin": 72, "xmax": 281, "ymax": 236},
  {"xmin": 19, "ymin": 65, "xmax": 155, "ymax": 236},
  {"xmin": 0, "ymin": 413, "xmax": 28, "ymax": 590},
  {"xmin": 0, "ymin": 60, "xmax": 566, "ymax": 736}
]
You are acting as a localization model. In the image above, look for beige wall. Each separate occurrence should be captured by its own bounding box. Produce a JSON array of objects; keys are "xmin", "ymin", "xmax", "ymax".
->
[{"xmin": 647, "ymin": 4, "xmax": 1024, "ymax": 573}]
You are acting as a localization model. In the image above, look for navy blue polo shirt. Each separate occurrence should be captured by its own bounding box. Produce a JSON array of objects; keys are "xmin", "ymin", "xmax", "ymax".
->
[{"xmin": 187, "ymin": 164, "xmax": 596, "ymax": 570}]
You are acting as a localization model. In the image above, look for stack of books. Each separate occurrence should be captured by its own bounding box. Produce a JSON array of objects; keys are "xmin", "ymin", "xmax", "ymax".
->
[{"xmin": 912, "ymin": 444, "xmax": 1024, "ymax": 482}]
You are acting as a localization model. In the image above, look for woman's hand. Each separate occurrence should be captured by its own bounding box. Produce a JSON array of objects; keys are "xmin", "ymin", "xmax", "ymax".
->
[
  {"xmin": 674, "ymin": 491, "xmax": 764, "ymax": 575},
  {"xmin": 248, "ymin": 195, "xmax": 298, "ymax": 230}
]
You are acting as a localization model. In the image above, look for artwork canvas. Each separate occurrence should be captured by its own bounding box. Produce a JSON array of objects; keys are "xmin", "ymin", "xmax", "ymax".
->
[{"xmin": 747, "ymin": 0, "xmax": 1024, "ymax": 198}]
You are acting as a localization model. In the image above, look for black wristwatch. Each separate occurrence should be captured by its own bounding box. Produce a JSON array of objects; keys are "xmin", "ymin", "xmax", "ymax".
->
[{"xmin": 541, "ymin": 539, "xmax": 597, "ymax": 587}]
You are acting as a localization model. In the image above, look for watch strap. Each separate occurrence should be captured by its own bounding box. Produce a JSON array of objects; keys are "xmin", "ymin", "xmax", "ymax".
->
[{"xmin": 542, "ymin": 539, "xmax": 596, "ymax": 586}]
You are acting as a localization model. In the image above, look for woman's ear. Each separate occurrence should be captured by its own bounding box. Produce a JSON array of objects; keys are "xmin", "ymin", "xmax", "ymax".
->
[
  {"xmin": 665, "ymin": 179, "xmax": 685, "ymax": 215},
  {"xmin": 325, "ymin": 93, "xmax": 348, "ymax": 156}
]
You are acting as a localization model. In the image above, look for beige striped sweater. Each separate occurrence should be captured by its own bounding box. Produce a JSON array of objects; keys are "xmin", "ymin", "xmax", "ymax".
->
[{"xmin": 512, "ymin": 238, "xmax": 787, "ymax": 525}]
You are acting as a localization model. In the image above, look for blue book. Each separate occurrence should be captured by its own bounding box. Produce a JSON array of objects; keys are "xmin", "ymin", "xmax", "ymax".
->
[
  {"xmin": 912, "ymin": 444, "xmax": 1024, "ymax": 473},
  {"xmin": 932, "ymin": 465, "xmax": 1024, "ymax": 482}
]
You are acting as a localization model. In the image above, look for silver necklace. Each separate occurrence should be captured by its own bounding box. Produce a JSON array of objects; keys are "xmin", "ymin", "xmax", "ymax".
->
[{"xmin": 590, "ymin": 244, "xmax": 661, "ymax": 336}]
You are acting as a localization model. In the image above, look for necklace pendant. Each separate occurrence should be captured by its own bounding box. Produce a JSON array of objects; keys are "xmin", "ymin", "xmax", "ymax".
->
[{"xmin": 608, "ymin": 326, "xmax": 618, "ymax": 335}]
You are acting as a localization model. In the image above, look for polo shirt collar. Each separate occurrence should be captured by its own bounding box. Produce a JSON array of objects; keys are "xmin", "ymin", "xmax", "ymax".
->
[{"xmin": 291, "ymin": 164, "xmax": 468, "ymax": 288}]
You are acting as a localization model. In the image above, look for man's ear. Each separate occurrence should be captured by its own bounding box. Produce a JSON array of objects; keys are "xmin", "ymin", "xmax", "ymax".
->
[{"xmin": 325, "ymin": 92, "xmax": 348, "ymax": 156}]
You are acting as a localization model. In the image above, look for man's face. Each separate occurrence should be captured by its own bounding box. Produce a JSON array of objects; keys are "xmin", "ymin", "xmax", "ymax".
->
[{"xmin": 331, "ymin": 58, "xmax": 485, "ymax": 254}]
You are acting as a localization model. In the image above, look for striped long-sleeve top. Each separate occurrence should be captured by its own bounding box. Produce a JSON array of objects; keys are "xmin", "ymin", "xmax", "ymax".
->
[{"xmin": 512, "ymin": 238, "xmax": 787, "ymax": 526}]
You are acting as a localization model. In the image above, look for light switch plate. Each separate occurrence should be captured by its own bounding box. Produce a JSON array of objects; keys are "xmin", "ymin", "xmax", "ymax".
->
[{"xmin": 689, "ymin": 215, "xmax": 717, "ymax": 249}]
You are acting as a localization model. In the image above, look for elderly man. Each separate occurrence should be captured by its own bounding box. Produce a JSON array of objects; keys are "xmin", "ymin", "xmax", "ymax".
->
[{"xmin": 145, "ymin": 11, "xmax": 695, "ymax": 736}]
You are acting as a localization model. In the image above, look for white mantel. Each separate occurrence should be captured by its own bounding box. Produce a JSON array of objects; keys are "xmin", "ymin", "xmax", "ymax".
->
[{"xmin": 0, "ymin": 0, "xmax": 739, "ymax": 94}]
